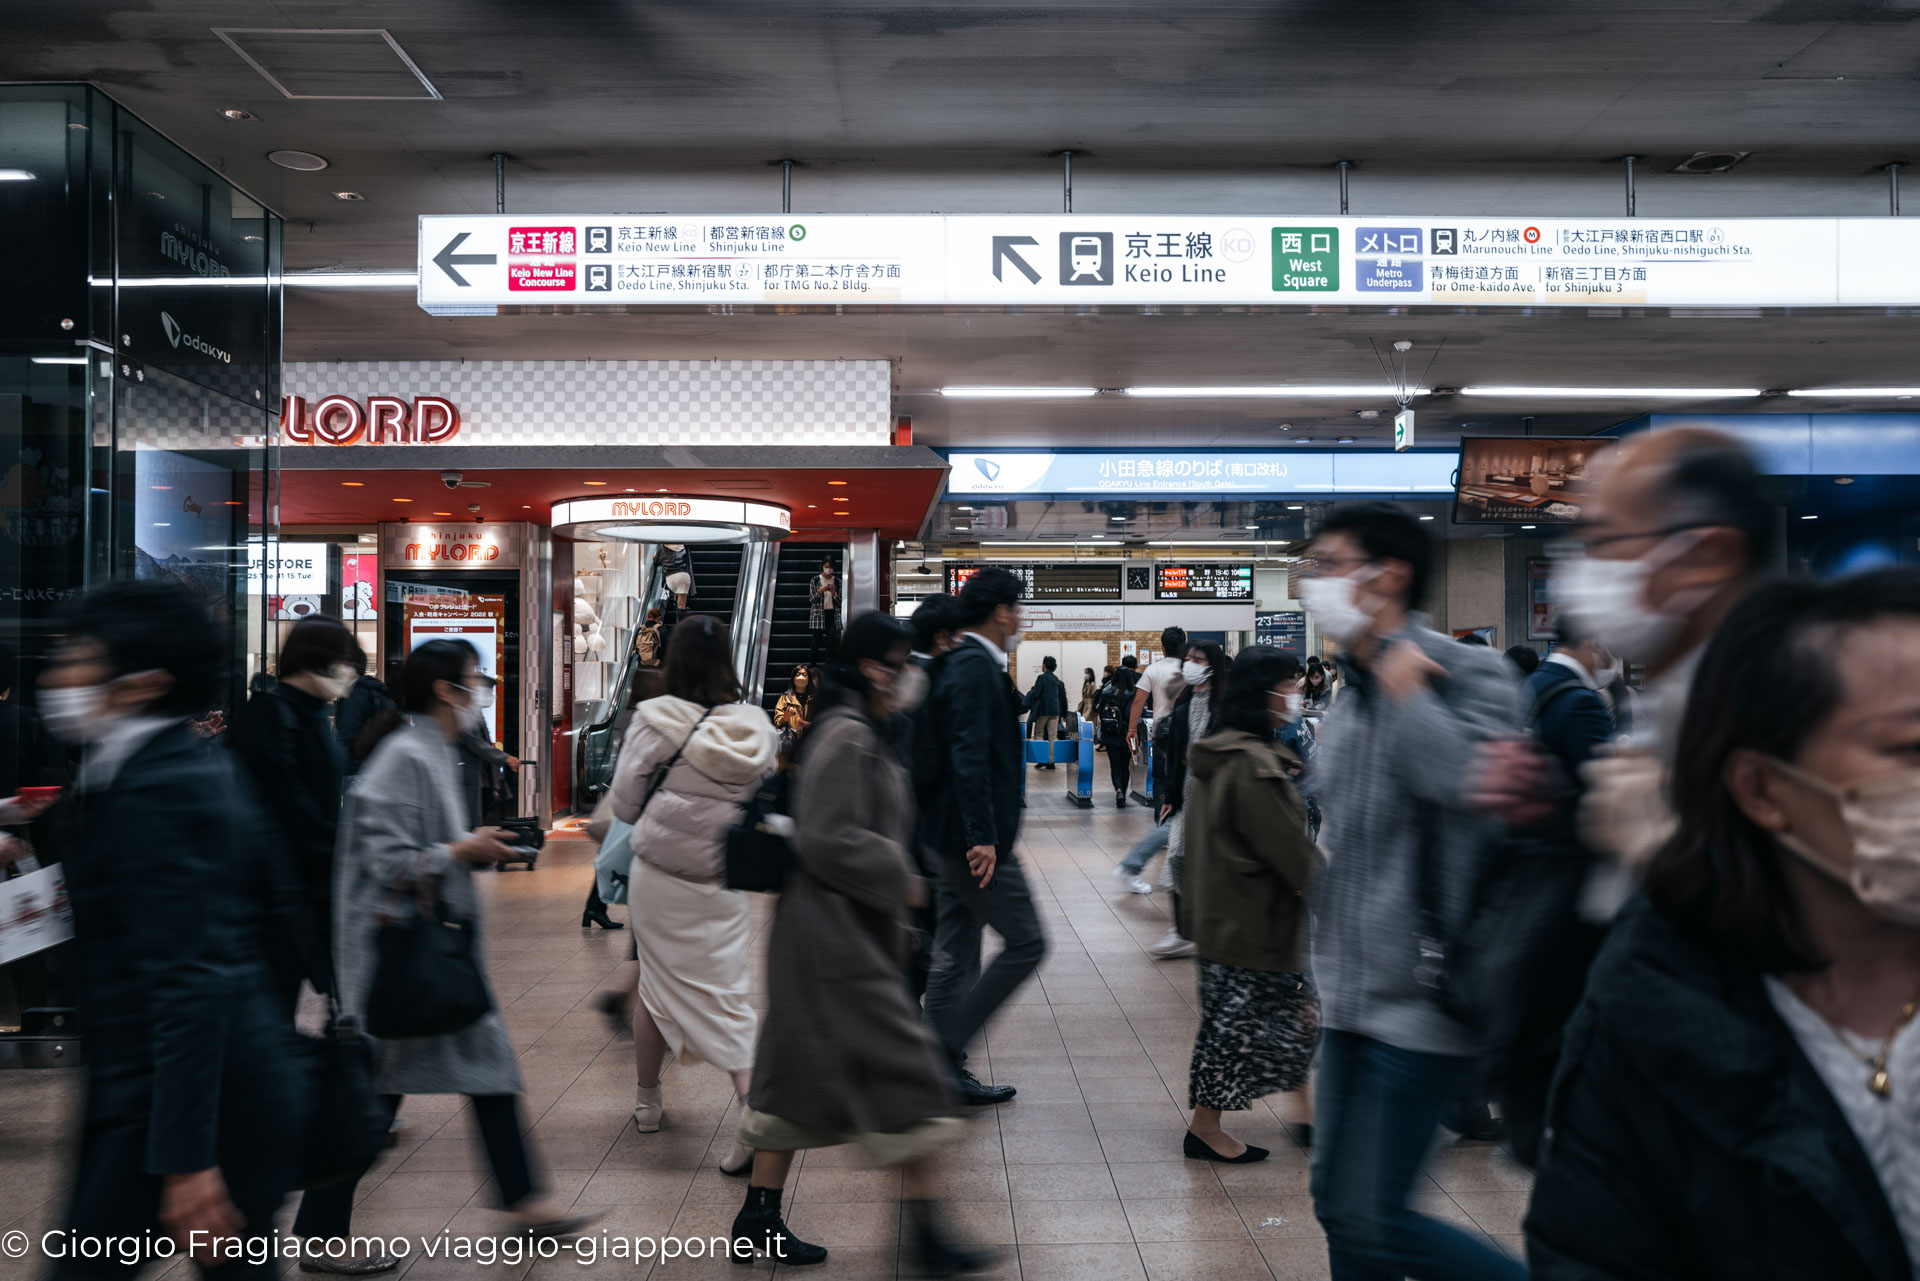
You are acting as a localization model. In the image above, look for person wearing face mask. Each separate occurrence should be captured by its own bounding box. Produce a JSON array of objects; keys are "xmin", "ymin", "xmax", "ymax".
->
[
  {"xmin": 1302, "ymin": 656, "xmax": 1334, "ymax": 712},
  {"xmin": 1179, "ymin": 647, "xmax": 1319, "ymax": 1162},
  {"xmin": 1133, "ymin": 645, "xmax": 1230, "ymax": 960},
  {"xmin": 40, "ymin": 581, "xmax": 308, "ymax": 1277},
  {"xmin": 732, "ymin": 611, "xmax": 990, "ymax": 1275},
  {"xmin": 227, "ymin": 616, "xmax": 365, "ymax": 1013},
  {"xmin": 1296, "ymin": 502, "xmax": 1527, "ymax": 1281},
  {"xmin": 1547, "ymin": 428, "xmax": 1772, "ymax": 912},
  {"xmin": 1527, "ymin": 570, "xmax": 1920, "ymax": 1281},
  {"xmin": 1020, "ymin": 655, "xmax": 1069, "ymax": 770},
  {"xmin": 924, "ymin": 568, "xmax": 1044, "ymax": 1107},
  {"xmin": 454, "ymin": 674, "xmax": 520, "ymax": 830}
]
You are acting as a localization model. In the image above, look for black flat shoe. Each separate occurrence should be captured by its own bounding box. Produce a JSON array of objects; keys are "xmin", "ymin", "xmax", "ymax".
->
[
  {"xmin": 731, "ymin": 1188, "xmax": 826, "ymax": 1266},
  {"xmin": 581, "ymin": 906, "xmax": 624, "ymax": 929},
  {"xmin": 1184, "ymin": 1130, "xmax": 1269, "ymax": 1163}
]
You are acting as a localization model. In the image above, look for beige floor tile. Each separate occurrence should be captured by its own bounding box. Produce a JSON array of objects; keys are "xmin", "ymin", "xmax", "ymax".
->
[
  {"xmin": 1011, "ymin": 1198, "xmax": 1134, "ymax": 1244},
  {"xmin": 1139, "ymin": 1238, "xmax": 1276, "ymax": 1281},
  {"xmin": 1121, "ymin": 1195, "xmax": 1252, "ymax": 1242},
  {"xmin": 1107, "ymin": 1160, "xmax": 1225, "ymax": 1200},
  {"xmin": 782, "ymin": 1200, "xmax": 903, "ymax": 1247},
  {"xmin": 1005, "ymin": 1161, "xmax": 1119, "ymax": 1202},
  {"xmin": 1014, "ymin": 1242, "xmax": 1148, "ymax": 1280},
  {"xmin": 1257, "ymin": 1235, "xmax": 1333, "ymax": 1281}
]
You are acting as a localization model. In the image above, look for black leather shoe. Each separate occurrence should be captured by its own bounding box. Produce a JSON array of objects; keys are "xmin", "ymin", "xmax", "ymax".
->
[
  {"xmin": 906, "ymin": 1200, "xmax": 997, "ymax": 1276},
  {"xmin": 1184, "ymin": 1130, "xmax": 1269, "ymax": 1163},
  {"xmin": 953, "ymin": 1067, "xmax": 1016, "ymax": 1106},
  {"xmin": 1115, "ymin": 791, "xmax": 1127, "ymax": 808}
]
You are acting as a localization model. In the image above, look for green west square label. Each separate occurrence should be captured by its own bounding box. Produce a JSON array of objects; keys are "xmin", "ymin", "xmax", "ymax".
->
[{"xmin": 1272, "ymin": 227, "xmax": 1340, "ymax": 291}]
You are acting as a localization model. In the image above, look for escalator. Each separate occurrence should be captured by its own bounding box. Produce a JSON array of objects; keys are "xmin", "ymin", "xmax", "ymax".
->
[
  {"xmin": 574, "ymin": 544, "xmax": 745, "ymax": 803},
  {"xmin": 762, "ymin": 542, "xmax": 844, "ymax": 711}
]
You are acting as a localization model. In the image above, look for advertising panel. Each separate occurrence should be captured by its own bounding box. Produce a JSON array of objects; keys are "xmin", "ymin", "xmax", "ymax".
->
[
  {"xmin": 944, "ymin": 451, "xmax": 1457, "ymax": 497},
  {"xmin": 404, "ymin": 592, "xmax": 507, "ymax": 741},
  {"xmin": 1453, "ymin": 437, "xmax": 1617, "ymax": 524}
]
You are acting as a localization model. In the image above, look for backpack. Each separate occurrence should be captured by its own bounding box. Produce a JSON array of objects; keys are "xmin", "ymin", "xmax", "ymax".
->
[{"xmin": 634, "ymin": 623, "xmax": 663, "ymax": 667}]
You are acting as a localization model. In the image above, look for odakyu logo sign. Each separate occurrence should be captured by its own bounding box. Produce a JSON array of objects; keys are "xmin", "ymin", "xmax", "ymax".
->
[
  {"xmin": 946, "ymin": 453, "xmax": 1057, "ymax": 493},
  {"xmin": 159, "ymin": 311, "xmax": 233, "ymax": 364}
]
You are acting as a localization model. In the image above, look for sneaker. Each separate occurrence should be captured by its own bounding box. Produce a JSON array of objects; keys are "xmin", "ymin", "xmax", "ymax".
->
[
  {"xmin": 1110, "ymin": 866, "xmax": 1154, "ymax": 895},
  {"xmin": 1147, "ymin": 930, "xmax": 1197, "ymax": 959}
]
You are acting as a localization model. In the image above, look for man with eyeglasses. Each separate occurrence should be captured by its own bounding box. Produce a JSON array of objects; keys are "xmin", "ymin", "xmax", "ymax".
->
[{"xmin": 1296, "ymin": 501, "xmax": 1527, "ymax": 1281}]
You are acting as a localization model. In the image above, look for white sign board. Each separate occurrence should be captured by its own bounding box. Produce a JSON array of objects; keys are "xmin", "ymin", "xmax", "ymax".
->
[
  {"xmin": 246, "ymin": 542, "xmax": 329, "ymax": 595},
  {"xmin": 420, "ymin": 215, "xmax": 1920, "ymax": 310},
  {"xmin": 0, "ymin": 864, "xmax": 73, "ymax": 966}
]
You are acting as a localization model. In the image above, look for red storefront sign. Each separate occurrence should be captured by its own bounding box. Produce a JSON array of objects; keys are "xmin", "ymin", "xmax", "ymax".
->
[{"xmin": 280, "ymin": 395, "xmax": 461, "ymax": 446}]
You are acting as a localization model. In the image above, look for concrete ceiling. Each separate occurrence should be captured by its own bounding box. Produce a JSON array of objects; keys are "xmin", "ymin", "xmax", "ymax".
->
[{"xmin": 12, "ymin": 0, "xmax": 1920, "ymax": 448}]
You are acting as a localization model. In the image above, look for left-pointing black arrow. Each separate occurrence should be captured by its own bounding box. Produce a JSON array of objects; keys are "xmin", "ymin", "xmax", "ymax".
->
[{"xmin": 432, "ymin": 232, "xmax": 496, "ymax": 287}]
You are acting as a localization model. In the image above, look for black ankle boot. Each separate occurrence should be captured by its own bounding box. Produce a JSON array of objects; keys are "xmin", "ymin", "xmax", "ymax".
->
[
  {"xmin": 906, "ymin": 1200, "xmax": 994, "ymax": 1277},
  {"xmin": 729, "ymin": 1186, "xmax": 826, "ymax": 1267}
]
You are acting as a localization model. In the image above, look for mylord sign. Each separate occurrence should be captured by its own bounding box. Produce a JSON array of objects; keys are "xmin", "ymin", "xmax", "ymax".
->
[
  {"xmin": 944, "ymin": 451, "xmax": 1457, "ymax": 496},
  {"xmin": 549, "ymin": 495, "xmax": 792, "ymax": 544},
  {"xmin": 420, "ymin": 214, "xmax": 1920, "ymax": 311}
]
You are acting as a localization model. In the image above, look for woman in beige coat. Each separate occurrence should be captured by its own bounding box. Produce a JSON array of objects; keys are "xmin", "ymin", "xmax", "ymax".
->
[
  {"xmin": 610, "ymin": 614, "xmax": 776, "ymax": 1171},
  {"xmin": 731, "ymin": 612, "xmax": 988, "ymax": 1276}
]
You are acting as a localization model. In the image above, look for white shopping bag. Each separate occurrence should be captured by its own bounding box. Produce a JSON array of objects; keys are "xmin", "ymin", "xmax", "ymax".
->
[{"xmin": 0, "ymin": 864, "xmax": 74, "ymax": 966}]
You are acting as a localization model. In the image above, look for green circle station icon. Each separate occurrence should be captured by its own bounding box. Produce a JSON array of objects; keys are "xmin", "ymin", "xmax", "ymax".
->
[{"xmin": 789, "ymin": 224, "xmax": 807, "ymax": 241}]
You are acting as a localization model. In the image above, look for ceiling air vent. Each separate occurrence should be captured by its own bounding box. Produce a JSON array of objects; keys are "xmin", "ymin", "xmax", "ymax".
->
[
  {"xmin": 1673, "ymin": 151, "xmax": 1750, "ymax": 174},
  {"xmin": 214, "ymin": 29, "xmax": 442, "ymax": 100}
]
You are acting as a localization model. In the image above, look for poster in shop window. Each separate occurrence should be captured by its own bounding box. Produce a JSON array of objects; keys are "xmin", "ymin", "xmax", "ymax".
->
[
  {"xmin": 1528, "ymin": 559, "xmax": 1559, "ymax": 640},
  {"xmin": 404, "ymin": 593, "xmax": 507, "ymax": 741}
]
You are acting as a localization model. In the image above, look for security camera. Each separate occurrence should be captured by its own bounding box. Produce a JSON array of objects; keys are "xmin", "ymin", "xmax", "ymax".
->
[{"xmin": 440, "ymin": 470, "xmax": 463, "ymax": 490}]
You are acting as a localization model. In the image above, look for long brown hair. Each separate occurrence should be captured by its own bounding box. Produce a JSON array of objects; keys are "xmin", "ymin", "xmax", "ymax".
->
[{"xmin": 663, "ymin": 614, "xmax": 741, "ymax": 706}]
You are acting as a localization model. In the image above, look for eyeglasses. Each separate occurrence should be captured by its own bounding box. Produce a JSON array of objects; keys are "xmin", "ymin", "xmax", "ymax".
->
[{"xmin": 1298, "ymin": 553, "xmax": 1373, "ymax": 579}]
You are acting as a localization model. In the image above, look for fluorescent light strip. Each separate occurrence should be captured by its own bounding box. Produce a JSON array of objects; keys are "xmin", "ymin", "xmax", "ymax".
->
[
  {"xmin": 1125, "ymin": 385, "xmax": 1425, "ymax": 398},
  {"xmin": 939, "ymin": 387, "xmax": 1099, "ymax": 399},
  {"xmin": 0, "ymin": 169, "xmax": 35, "ymax": 181},
  {"xmin": 30, "ymin": 356, "xmax": 87, "ymax": 365},
  {"xmin": 101, "ymin": 273, "xmax": 418, "ymax": 289},
  {"xmin": 1786, "ymin": 387, "xmax": 1920, "ymax": 398},
  {"xmin": 1461, "ymin": 385, "xmax": 1762, "ymax": 399}
]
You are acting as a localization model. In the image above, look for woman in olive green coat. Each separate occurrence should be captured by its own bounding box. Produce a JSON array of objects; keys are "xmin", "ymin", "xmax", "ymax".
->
[{"xmin": 1176, "ymin": 646, "xmax": 1320, "ymax": 1164}]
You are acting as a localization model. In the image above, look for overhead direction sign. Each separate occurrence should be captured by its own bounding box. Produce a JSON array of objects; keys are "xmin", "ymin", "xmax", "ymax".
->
[{"xmin": 418, "ymin": 215, "xmax": 1920, "ymax": 311}]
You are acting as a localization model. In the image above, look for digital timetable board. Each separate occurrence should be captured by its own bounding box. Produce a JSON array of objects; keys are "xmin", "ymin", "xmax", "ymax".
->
[
  {"xmin": 1155, "ymin": 563, "xmax": 1255, "ymax": 601},
  {"xmin": 944, "ymin": 562, "xmax": 1123, "ymax": 601}
]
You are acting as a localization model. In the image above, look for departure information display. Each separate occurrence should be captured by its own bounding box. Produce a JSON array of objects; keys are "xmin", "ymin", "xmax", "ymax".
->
[
  {"xmin": 945, "ymin": 562, "xmax": 1122, "ymax": 600},
  {"xmin": 1155, "ymin": 563, "xmax": 1254, "ymax": 600}
]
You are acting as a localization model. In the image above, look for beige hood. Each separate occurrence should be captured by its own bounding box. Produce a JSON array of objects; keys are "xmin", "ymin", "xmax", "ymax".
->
[{"xmin": 637, "ymin": 695, "xmax": 777, "ymax": 786}]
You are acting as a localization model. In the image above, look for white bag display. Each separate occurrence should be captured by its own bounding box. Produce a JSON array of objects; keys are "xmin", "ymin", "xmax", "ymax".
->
[{"xmin": 0, "ymin": 864, "xmax": 74, "ymax": 966}]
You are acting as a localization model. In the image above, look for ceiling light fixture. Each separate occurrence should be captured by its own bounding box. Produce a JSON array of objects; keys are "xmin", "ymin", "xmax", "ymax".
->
[
  {"xmin": 1110, "ymin": 516, "xmax": 1126, "ymax": 521},
  {"xmin": 939, "ymin": 387, "xmax": 1099, "ymax": 399},
  {"xmin": 340, "ymin": 481, "xmax": 364, "ymax": 487},
  {"xmin": 1419, "ymin": 515, "xmax": 1436, "ymax": 521},
  {"xmin": 1522, "ymin": 524, "xmax": 1537, "ymax": 529},
  {"xmin": 1125, "ymin": 385, "xmax": 1426, "ymax": 398},
  {"xmin": 332, "ymin": 191, "xmax": 365, "ymax": 201},
  {"xmin": 267, "ymin": 150, "xmax": 328, "ymax": 171},
  {"xmin": 1245, "ymin": 524, "xmax": 1261, "ymax": 530},
  {"xmin": 1461, "ymin": 385, "xmax": 1762, "ymax": 398},
  {"xmin": 221, "ymin": 108, "xmax": 256, "ymax": 121},
  {"xmin": 582, "ymin": 480, "xmax": 607, "ymax": 486},
  {"xmin": 1787, "ymin": 387, "xmax": 1920, "ymax": 398},
  {"xmin": 433, "ymin": 511, "xmax": 453, "ymax": 516},
  {"xmin": 391, "ymin": 497, "xmax": 412, "ymax": 503},
  {"xmin": 827, "ymin": 479, "xmax": 848, "ymax": 486},
  {"xmin": 30, "ymin": 356, "xmax": 85, "ymax": 365},
  {"xmin": 1295, "ymin": 437, "xmax": 1315, "ymax": 444},
  {"xmin": 0, "ymin": 169, "xmax": 38, "ymax": 182},
  {"xmin": 1287, "ymin": 504, "xmax": 1305, "ymax": 510},
  {"xmin": 1801, "ymin": 514, "xmax": 1819, "ymax": 520},
  {"xmin": 1337, "ymin": 436, "xmax": 1357, "ymax": 444},
  {"xmin": 1835, "ymin": 476, "xmax": 1856, "ymax": 485}
]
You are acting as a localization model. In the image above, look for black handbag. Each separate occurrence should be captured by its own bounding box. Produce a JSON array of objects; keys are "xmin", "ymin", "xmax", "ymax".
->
[
  {"xmin": 725, "ymin": 773, "xmax": 795, "ymax": 893},
  {"xmin": 295, "ymin": 1003, "xmax": 392, "ymax": 1189},
  {"xmin": 364, "ymin": 898, "xmax": 492, "ymax": 1040}
]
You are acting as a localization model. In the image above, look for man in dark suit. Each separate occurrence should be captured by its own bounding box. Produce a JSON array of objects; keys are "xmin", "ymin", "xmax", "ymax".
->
[
  {"xmin": 903, "ymin": 595, "xmax": 961, "ymax": 1007},
  {"xmin": 1021, "ymin": 656, "xmax": 1069, "ymax": 770},
  {"xmin": 1502, "ymin": 618, "xmax": 1619, "ymax": 1166},
  {"xmin": 923, "ymin": 569, "xmax": 1046, "ymax": 1105},
  {"xmin": 40, "ymin": 581, "xmax": 306, "ymax": 1276}
]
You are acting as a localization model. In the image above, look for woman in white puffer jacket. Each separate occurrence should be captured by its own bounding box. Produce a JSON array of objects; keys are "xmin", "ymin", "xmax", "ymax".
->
[{"xmin": 611, "ymin": 614, "xmax": 777, "ymax": 1170}]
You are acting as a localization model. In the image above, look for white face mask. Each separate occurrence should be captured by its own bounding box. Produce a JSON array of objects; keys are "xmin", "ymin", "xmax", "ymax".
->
[
  {"xmin": 470, "ymin": 684, "xmax": 495, "ymax": 710},
  {"xmin": 891, "ymin": 663, "xmax": 930, "ymax": 715},
  {"xmin": 1279, "ymin": 691, "xmax": 1304, "ymax": 722},
  {"xmin": 1181, "ymin": 659, "xmax": 1210, "ymax": 687},
  {"xmin": 40, "ymin": 684, "xmax": 109, "ymax": 744},
  {"xmin": 314, "ymin": 663, "xmax": 358, "ymax": 702},
  {"xmin": 1300, "ymin": 572, "xmax": 1379, "ymax": 649},
  {"xmin": 1769, "ymin": 758, "xmax": 1920, "ymax": 927},
  {"xmin": 1554, "ymin": 532, "xmax": 1703, "ymax": 667}
]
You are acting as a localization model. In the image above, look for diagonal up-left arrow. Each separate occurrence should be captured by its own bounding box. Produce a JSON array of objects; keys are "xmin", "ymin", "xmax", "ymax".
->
[{"xmin": 432, "ymin": 232, "xmax": 497, "ymax": 287}]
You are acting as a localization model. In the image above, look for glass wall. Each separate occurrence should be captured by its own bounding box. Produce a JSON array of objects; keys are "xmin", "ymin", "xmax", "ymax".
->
[{"xmin": 0, "ymin": 85, "xmax": 280, "ymax": 713}]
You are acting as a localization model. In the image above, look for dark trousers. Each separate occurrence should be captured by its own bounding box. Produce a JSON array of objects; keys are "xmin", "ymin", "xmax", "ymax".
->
[
  {"xmin": 1104, "ymin": 739, "xmax": 1132, "ymax": 795},
  {"xmin": 1310, "ymin": 1030, "xmax": 1527, "ymax": 1281},
  {"xmin": 808, "ymin": 616, "xmax": 840, "ymax": 663},
  {"xmin": 293, "ymin": 1094, "xmax": 536, "ymax": 1238},
  {"xmin": 923, "ymin": 847, "xmax": 1047, "ymax": 1064}
]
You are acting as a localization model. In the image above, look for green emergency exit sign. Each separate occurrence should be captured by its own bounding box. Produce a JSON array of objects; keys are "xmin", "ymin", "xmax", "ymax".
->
[{"xmin": 1272, "ymin": 227, "xmax": 1339, "ymax": 291}]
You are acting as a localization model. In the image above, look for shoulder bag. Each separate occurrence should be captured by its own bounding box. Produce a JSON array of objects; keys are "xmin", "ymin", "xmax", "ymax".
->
[
  {"xmin": 364, "ymin": 895, "xmax": 492, "ymax": 1040},
  {"xmin": 296, "ymin": 996, "xmax": 393, "ymax": 1188},
  {"xmin": 725, "ymin": 771, "xmax": 795, "ymax": 893}
]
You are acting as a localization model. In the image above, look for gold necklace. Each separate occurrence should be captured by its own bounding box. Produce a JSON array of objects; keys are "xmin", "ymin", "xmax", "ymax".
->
[{"xmin": 1827, "ymin": 986, "xmax": 1920, "ymax": 1099}]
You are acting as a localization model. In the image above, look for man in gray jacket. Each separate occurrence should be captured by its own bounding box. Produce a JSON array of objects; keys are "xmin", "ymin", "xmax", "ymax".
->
[{"xmin": 1297, "ymin": 503, "xmax": 1527, "ymax": 1281}]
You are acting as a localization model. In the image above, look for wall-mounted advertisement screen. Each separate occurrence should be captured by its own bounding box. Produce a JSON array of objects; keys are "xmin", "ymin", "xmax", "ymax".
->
[
  {"xmin": 1155, "ymin": 563, "xmax": 1254, "ymax": 601},
  {"xmin": 404, "ymin": 592, "xmax": 508, "ymax": 741},
  {"xmin": 1452, "ymin": 436, "xmax": 1617, "ymax": 524}
]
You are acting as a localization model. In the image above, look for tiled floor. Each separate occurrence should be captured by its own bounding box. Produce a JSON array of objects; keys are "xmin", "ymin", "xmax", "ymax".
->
[{"xmin": 0, "ymin": 768, "xmax": 1532, "ymax": 1279}]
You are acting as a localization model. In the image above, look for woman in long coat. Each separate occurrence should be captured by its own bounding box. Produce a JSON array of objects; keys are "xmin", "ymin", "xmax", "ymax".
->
[
  {"xmin": 732, "ymin": 612, "xmax": 989, "ymax": 1277},
  {"xmin": 324, "ymin": 639, "xmax": 591, "ymax": 1241}
]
